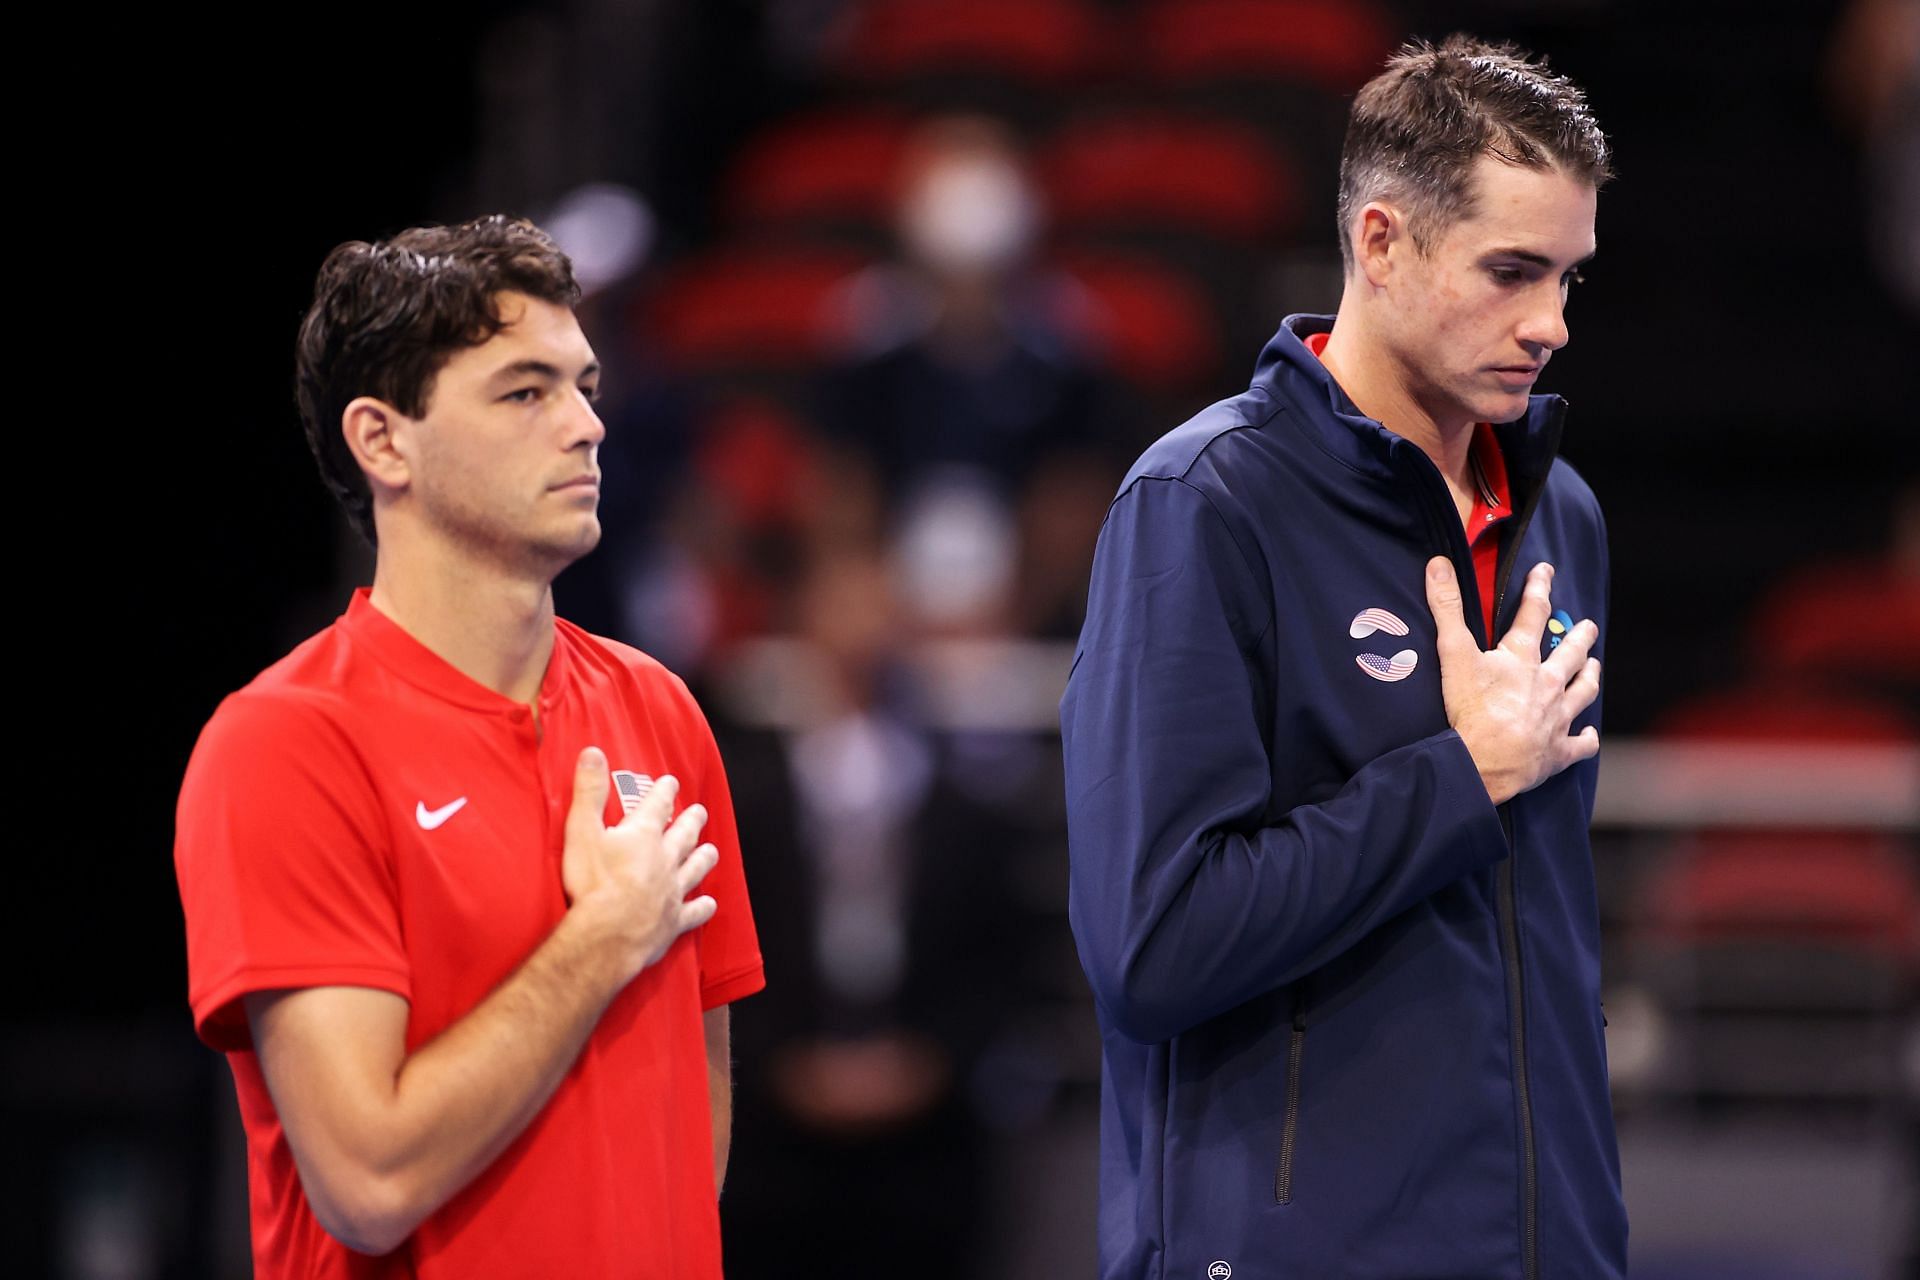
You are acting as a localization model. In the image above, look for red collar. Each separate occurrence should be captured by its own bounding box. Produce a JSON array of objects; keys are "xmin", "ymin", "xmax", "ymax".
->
[{"xmin": 342, "ymin": 588, "xmax": 570, "ymax": 716}]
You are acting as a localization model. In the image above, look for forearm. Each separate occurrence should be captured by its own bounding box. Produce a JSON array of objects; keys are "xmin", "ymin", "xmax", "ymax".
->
[
  {"xmin": 274, "ymin": 906, "xmax": 630, "ymax": 1252},
  {"xmin": 388, "ymin": 910, "xmax": 627, "ymax": 1204},
  {"xmin": 705, "ymin": 1006, "xmax": 732, "ymax": 1194},
  {"xmin": 1070, "ymin": 729, "xmax": 1507, "ymax": 1044}
]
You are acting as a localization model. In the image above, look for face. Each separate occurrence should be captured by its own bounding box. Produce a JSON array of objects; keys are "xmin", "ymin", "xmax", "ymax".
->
[
  {"xmin": 396, "ymin": 292, "xmax": 605, "ymax": 575},
  {"xmin": 1380, "ymin": 155, "xmax": 1597, "ymax": 431}
]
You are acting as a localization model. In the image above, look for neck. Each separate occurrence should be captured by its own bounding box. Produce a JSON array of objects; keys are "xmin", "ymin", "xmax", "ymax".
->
[
  {"xmin": 1317, "ymin": 312, "xmax": 1475, "ymax": 491},
  {"xmin": 367, "ymin": 529, "xmax": 558, "ymax": 707}
]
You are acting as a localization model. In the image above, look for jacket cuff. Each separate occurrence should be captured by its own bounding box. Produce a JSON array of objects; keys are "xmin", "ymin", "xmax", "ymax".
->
[{"xmin": 1430, "ymin": 728, "xmax": 1510, "ymax": 866}]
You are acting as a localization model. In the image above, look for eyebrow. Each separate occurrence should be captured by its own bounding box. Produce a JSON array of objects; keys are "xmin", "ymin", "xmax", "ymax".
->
[
  {"xmin": 487, "ymin": 358, "xmax": 602, "ymax": 385},
  {"xmin": 1484, "ymin": 247, "xmax": 1597, "ymax": 270}
]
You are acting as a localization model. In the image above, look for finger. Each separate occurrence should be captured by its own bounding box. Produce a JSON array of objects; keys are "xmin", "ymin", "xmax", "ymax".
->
[
  {"xmin": 1500, "ymin": 563, "xmax": 1554, "ymax": 656},
  {"xmin": 1542, "ymin": 617, "xmax": 1599, "ymax": 684},
  {"xmin": 676, "ymin": 895, "xmax": 719, "ymax": 933},
  {"xmin": 1423, "ymin": 557, "xmax": 1479, "ymax": 666},
  {"xmin": 1558, "ymin": 656, "xmax": 1602, "ymax": 722},
  {"xmin": 565, "ymin": 747, "xmax": 612, "ymax": 842},
  {"xmin": 662, "ymin": 805, "xmax": 710, "ymax": 859},
  {"xmin": 619, "ymin": 773, "xmax": 679, "ymax": 831},
  {"xmin": 1560, "ymin": 724, "xmax": 1600, "ymax": 767},
  {"xmin": 676, "ymin": 843, "xmax": 719, "ymax": 895}
]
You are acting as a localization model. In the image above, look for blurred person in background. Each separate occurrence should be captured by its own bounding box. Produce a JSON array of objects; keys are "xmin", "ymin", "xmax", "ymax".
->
[
  {"xmin": 172, "ymin": 217, "xmax": 763, "ymax": 1277},
  {"xmin": 822, "ymin": 115, "xmax": 1128, "ymax": 642},
  {"xmin": 1062, "ymin": 36, "xmax": 1622, "ymax": 1280},
  {"xmin": 715, "ymin": 548, "xmax": 1024, "ymax": 1279},
  {"xmin": 1826, "ymin": 0, "xmax": 1920, "ymax": 314}
]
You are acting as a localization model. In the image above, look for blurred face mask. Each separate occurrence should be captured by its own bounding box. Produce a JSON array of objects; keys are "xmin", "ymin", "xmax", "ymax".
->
[{"xmin": 900, "ymin": 154, "xmax": 1039, "ymax": 275}]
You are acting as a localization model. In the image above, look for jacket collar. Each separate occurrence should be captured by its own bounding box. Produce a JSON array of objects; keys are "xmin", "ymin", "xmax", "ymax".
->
[{"xmin": 1255, "ymin": 313, "xmax": 1566, "ymax": 487}]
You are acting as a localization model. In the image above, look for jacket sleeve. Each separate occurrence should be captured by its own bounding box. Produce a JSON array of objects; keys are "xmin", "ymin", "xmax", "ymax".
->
[{"xmin": 1061, "ymin": 474, "xmax": 1509, "ymax": 1044}]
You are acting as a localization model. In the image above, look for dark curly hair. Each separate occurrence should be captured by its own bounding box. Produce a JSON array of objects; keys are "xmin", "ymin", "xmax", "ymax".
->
[
  {"xmin": 294, "ymin": 215, "xmax": 580, "ymax": 543},
  {"xmin": 1336, "ymin": 34, "xmax": 1613, "ymax": 273}
]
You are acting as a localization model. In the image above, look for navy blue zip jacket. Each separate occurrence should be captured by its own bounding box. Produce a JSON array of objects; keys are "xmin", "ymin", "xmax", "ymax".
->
[{"xmin": 1062, "ymin": 314, "xmax": 1627, "ymax": 1279}]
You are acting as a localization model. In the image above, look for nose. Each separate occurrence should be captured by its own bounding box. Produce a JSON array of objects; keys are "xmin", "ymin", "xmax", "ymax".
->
[
  {"xmin": 565, "ymin": 386, "xmax": 606, "ymax": 450},
  {"xmin": 1519, "ymin": 285, "xmax": 1570, "ymax": 353}
]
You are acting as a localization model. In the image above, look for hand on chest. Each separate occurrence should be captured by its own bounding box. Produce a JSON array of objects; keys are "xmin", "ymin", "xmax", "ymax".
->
[
  {"xmin": 1270, "ymin": 532, "xmax": 1596, "ymax": 777},
  {"xmin": 371, "ymin": 709, "xmax": 696, "ymax": 995}
]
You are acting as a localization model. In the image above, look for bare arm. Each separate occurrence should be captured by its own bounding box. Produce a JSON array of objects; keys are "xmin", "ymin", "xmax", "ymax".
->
[
  {"xmin": 705, "ymin": 1005, "xmax": 732, "ymax": 1194},
  {"xmin": 244, "ymin": 749, "xmax": 718, "ymax": 1256}
]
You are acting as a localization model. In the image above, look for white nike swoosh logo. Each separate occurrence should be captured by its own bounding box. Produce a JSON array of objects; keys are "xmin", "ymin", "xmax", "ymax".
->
[{"xmin": 416, "ymin": 797, "xmax": 468, "ymax": 830}]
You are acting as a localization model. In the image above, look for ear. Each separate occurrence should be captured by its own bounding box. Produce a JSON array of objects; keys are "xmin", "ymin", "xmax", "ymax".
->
[
  {"xmin": 341, "ymin": 396, "xmax": 413, "ymax": 498},
  {"xmin": 1353, "ymin": 200, "xmax": 1404, "ymax": 289}
]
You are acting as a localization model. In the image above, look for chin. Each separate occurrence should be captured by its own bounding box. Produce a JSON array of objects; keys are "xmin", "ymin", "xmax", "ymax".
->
[
  {"xmin": 533, "ymin": 518, "xmax": 602, "ymax": 571},
  {"xmin": 1477, "ymin": 391, "xmax": 1534, "ymax": 424}
]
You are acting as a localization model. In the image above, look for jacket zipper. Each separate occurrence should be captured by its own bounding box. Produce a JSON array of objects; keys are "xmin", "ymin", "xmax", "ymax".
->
[
  {"xmin": 1274, "ymin": 985, "xmax": 1308, "ymax": 1204},
  {"xmin": 1485, "ymin": 419, "xmax": 1554, "ymax": 1280},
  {"xmin": 1397, "ymin": 411, "xmax": 1561, "ymax": 1280},
  {"xmin": 1496, "ymin": 810, "xmax": 1537, "ymax": 1279}
]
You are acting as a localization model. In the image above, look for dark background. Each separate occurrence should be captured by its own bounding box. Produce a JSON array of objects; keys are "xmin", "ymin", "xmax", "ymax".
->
[{"xmin": 17, "ymin": 0, "xmax": 1915, "ymax": 1274}]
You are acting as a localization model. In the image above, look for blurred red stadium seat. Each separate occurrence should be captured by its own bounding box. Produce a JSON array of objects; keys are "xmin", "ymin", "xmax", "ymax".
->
[
  {"xmin": 1039, "ymin": 113, "xmax": 1299, "ymax": 242},
  {"xmin": 1652, "ymin": 687, "xmax": 1916, "ymax": 744},
  {"xmin": 692, "ymin": 396, "xmax": 825, "ymax": 528},
  {"xmin": 1641, "ymin": 685, "xmax": 1919, "ymax": 974},
  {"xmin": 1135, "ymin": 0, "xmax": 1397, "ymax": 91},
  {"xmin": 1748, "ymin": 560, "xmax": 1920, "ymax": 683},
  {"xmin": 723, "ymin": 108, "xmax": 916, "ymax": 231},
  {"xmin": 1053, "ymin": 252, "xmax": 1221, "ymax": 391},
  {"xmin": 836, "ymin": 0, "xmax": 1111, "ymax": 84},
  {"xmin": 1646, "ymin": 834, "xmax": 1919, "ymax": 966},
  {"xmin": 643, "ymin": 247, "xmax": 868, "ymax": 370}
]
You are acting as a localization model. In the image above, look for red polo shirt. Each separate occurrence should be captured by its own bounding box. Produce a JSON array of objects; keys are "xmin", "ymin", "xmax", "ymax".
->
[
  {"xmin": 1304, "ymin": 331, "xmax": 1513, "ymax": 636},
  {"xmin": 175, "ymin": 590, "xmax": 764, "ymax": 1279}
]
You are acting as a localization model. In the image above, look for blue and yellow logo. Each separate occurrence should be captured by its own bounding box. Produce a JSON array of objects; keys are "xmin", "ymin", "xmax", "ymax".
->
[{"xmin": 1546, "ymin": 608, "xmax": 1575, "ymax": 650}]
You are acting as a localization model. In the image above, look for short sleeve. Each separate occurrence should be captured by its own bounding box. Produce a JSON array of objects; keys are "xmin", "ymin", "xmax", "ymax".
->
[
  {"xmin": 174, "ymin": 691, "xmax": 410, "ymax": 1050},
  {"xmin": 673, "ymin": 680, "xmax": 765, "ymax": 1010}
]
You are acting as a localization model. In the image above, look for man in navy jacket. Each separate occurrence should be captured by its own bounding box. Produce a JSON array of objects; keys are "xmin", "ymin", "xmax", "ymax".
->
[{"xmin": 1062, "ymin": 35, "xmax": 1627, "ymax": 1280}]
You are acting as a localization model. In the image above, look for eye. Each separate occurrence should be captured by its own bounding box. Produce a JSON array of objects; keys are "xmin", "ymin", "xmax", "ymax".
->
[
  {"xmin": 580, "ymin": 384, "xmax": 602, "ymax": 404},
  {"xmin": 503, "ymin": 387, "xmax": 541, "ymax": 404},
  {"xmin": 1488, "ymin": 265, "xmax": 1525, "ymax": 286},
  {"xmin": 1561, "ymin": 268, "xmax": 1587, "ymax": 289}
]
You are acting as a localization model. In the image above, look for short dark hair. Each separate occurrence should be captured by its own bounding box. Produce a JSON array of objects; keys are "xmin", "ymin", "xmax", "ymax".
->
[
  {"xmin": 295, "ymin": 215, "xmax": 580, "ymax": 542},
  {"xmin": 1336, "ymin": 34, "xmax": 1612, "ymax": 273}
]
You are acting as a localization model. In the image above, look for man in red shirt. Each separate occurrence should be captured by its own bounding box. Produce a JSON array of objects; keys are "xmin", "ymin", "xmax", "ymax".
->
[{"xmin": 174, "ymin": 215, "xmax": 764, "ymax": 1277}]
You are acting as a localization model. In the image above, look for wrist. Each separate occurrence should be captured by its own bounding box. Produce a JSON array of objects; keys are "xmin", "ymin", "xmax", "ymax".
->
[{"xmin": 553, "ymin": 893, "xmax": 642, "ymax": 991}]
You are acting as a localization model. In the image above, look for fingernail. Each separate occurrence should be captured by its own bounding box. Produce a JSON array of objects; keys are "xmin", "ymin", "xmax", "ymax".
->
[
  {"xmin": 1429, "ymin": 559, "xmax": 1450, "ymax": 582},
  {"xmin": 1541, "ymin": 563, "xmax": 1555, "ymax": 581}
]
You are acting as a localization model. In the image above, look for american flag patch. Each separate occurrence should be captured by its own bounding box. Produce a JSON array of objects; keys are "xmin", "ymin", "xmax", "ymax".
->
[
  {"xmin": 611, "ymin": 770, "xmax": 655, "ymax": 813},
  {"xmin": 1349, "ymin": 607, "xmax": 1410, "ymax": 639},
  {"xmin": 1355, "ymin": 649, "xmax": 1419, "ymax": 682}
]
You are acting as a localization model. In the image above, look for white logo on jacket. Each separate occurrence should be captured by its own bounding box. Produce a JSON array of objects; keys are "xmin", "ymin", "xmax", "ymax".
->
[{"xmin": 1349, "ymin": 608, "xmax": 1419, "ymax": 682}]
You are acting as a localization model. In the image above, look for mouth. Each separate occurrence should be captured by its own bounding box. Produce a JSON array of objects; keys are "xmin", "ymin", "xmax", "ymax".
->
[
  {"xmin": 550, "ymin": 474, "xmax": 601, "ymax": 495},
  {"xmin": 1491, "ymin": 365, "xmax": 1544, "ymax": 389}
]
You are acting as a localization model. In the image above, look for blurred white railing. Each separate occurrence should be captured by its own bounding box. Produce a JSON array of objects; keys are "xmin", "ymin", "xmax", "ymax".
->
[{"xmin": 716, "ymin": 637, "xmax": 1920, "ymax": 831}]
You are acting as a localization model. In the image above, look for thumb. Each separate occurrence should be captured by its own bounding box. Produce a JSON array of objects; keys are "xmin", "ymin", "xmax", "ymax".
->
[
  {"xmin": 567, "ymin": 746, "xmax": 612, "ymax": 840},
  {"xmin": 1423, "ymin": 557, "xmax": 1476, "ymax": 664}
]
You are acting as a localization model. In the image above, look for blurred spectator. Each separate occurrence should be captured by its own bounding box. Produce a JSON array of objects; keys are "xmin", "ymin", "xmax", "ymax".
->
[
  {"xmin": 1827, "ymin": 0, "xmax": 1920, "ymax": 313},
  {"xmin": 819, "ymin": 117, "xmax": 1127, "ymax": 585},
  {"xmin": 716, "ymin": 549, "xmax": 1024, "ymax": 1279}
]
